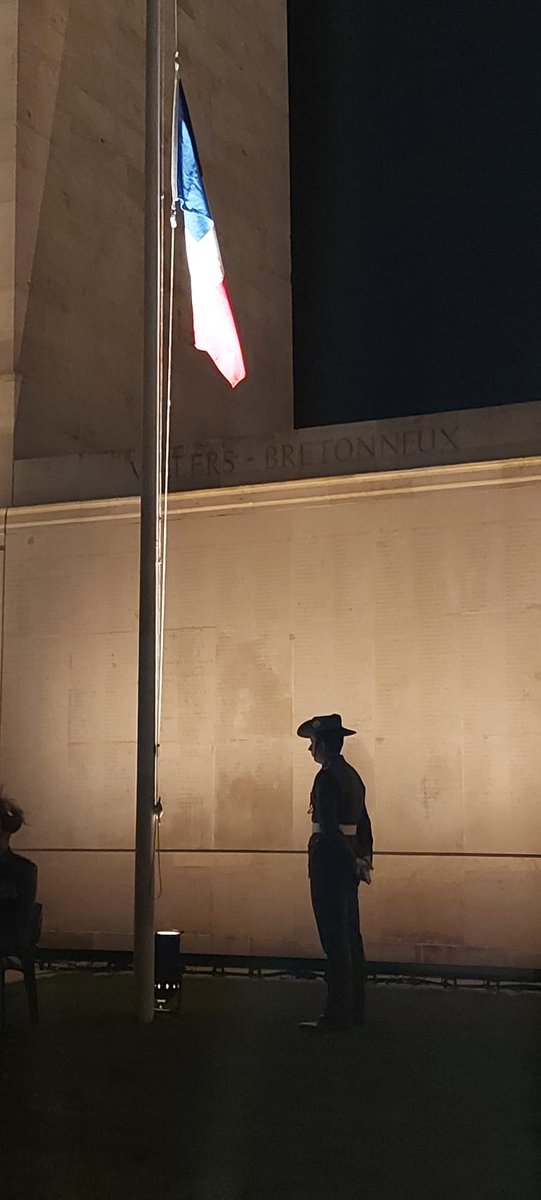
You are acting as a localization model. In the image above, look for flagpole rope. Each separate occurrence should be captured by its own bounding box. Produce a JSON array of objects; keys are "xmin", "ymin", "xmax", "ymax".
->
[
  {"xmin": 156, "ymin": 0, "xmax": 166, "ymax": 752},
  {"xmin": 156, "ymin": 214, "xmax": 175, "ymax": 787},
  {"xmin": 154, "ymin": 2, "xmax": 179, "ymax": 894}
]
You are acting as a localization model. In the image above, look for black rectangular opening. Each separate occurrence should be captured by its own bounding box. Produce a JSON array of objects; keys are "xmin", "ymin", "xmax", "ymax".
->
[{"xmin": 288, "ymin": 0, "xmax": 541, "ymax": 428}]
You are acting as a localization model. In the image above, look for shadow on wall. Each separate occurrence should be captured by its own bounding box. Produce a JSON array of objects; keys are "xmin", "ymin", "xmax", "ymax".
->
[
  {"xmin": 14, "ymin": 1, "xmax": 293, "ymax": 463},
  {"xmin": 15, "ymin": 0, "xmax": 145, "ymax": 461}
]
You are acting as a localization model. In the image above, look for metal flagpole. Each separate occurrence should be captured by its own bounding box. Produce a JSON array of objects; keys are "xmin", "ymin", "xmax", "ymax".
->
[{"xmin": 134, "ymin": 0, "xmax": 162, "ymax": 1024}]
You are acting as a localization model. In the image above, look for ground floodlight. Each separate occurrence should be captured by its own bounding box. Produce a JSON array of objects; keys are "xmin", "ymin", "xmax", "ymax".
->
[{"xmin": 154, "ymin": 930, "xmax": 183, "ymax": 1013}]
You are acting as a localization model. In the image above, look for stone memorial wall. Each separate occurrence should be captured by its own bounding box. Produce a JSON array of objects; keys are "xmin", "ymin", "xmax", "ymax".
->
[
  {"xmin": 13, "ymin": 399, "xmax": 541, "ymax": 507},
  {"xmin": 3, "ymin": 0, "xmax": 292, "ymax": 502},
  {"xmin": 2, "ymin": 456, "xmax": 540, "ymax": 966}
]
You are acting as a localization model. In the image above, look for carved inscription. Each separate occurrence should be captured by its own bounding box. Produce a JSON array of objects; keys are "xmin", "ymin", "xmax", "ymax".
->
[{"xmin": 170, "ymin": 424, "xmax": 459, "ymax": 482}]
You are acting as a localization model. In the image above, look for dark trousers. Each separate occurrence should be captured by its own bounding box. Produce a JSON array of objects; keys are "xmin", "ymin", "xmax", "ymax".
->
[{"xmin": 310, "ymin": 870, "xmax": 366, "ymax": 1025}]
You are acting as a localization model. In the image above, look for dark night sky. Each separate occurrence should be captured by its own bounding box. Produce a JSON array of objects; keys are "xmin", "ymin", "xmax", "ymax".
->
[{"xmin": 288, "ymin": 0, "xmax": 541, "ymax": 428}]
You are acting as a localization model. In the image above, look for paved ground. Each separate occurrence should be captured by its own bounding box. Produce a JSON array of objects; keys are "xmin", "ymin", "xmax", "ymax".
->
[{"xmin": 1, "ymin": 971, "xmax": 540, "ymax": 1200}]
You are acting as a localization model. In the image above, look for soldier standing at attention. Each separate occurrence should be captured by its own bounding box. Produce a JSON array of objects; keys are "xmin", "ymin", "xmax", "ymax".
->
[{"xmin": 297, "ymin": 714, "xmax": 373, "ymax": 1032}]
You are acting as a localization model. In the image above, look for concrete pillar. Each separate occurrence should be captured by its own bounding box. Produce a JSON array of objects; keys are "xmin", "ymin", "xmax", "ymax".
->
[
  {"xmin": 0, "ymin": 374, "xmax": 18, "ymax": 505},
  {"xmin": 0, "ymin": 1, "xmax": 18, "ymax": 504}
]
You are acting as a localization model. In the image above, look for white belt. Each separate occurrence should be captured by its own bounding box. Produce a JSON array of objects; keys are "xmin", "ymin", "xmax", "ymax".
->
[{"xmin": 311, "ymin": 823, "xmax": 357, "ymax": 835}]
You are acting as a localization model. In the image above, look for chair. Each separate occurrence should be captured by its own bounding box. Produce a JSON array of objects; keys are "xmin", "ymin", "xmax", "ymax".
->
[{"xmin": 0, "ymin": 902, "xmax": 42, "ymax": 1032}]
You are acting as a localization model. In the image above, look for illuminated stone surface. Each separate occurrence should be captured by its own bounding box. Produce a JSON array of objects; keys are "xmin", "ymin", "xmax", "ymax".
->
[
  {"xmin": 1, "ymin": 4, "xmax": 539, "ymax": 969},
  {"xmin": 5, "ymin": 0, "xmax": 291, "ymax": 493},
  {"xmin": 3, "ymin": 460, "xmax": 541, "ymax": 964}
]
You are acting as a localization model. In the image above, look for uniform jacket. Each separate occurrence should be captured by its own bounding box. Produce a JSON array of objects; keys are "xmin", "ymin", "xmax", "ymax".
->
[
  {"xmin": 0, "ymin": 848, "xmax": 38, "ymax": 954},
  {"xmin": 309, "ymin": 755, "xmax": 373, "ymax": 881}
]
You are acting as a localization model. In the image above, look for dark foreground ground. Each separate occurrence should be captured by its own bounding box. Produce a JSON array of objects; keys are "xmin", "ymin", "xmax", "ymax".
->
[{"xmin": 1, "ymin": 971, "xmax": 540, "ymax": 1200}]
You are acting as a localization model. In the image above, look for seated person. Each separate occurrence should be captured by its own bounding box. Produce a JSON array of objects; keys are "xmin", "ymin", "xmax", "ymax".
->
[{"xmin": 0, "ymin": 796, "xmax": 37, "ymax": 957}]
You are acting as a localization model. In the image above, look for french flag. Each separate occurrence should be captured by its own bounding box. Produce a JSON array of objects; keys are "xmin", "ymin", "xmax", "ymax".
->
[{"xmin": 171, "ymin": 71, "xmax": 246, "ymax": 388}]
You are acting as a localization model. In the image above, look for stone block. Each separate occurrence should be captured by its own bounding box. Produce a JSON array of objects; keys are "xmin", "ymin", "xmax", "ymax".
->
[{"xmin": 3, "ymin": 462, "xmax": 541, "ymax": 962}]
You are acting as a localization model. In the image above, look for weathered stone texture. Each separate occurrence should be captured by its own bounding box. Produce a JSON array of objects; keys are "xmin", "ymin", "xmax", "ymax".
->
[
  {"xmin": 0, "ymin": 2, "xmax": 19, "ymax": 503},
  {"xmin": 12, "ymin": 1, "xmax": 145, "ymax": 463},
  {"xmin": 12, "ymin": 0, "xmax": 292, "ymax": 470},
  {"xmin": 3, "ymin": 461, "xmax": 541, "ymax": 964},
  {"xmin": 0, "ymin": 2, "xmax": 18, "ymax": 372}
]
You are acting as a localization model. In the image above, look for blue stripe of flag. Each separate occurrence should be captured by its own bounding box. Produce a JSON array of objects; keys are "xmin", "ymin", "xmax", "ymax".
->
[{"xmin": 176, "ymin": 85, "xmax": 214, "ymax": 243}]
